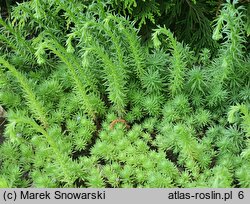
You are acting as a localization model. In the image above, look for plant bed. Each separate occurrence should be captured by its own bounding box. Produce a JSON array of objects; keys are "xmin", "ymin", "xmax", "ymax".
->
[{"xmin": 0, "ymin": 0, "xmax": 249, "ymax": 188}]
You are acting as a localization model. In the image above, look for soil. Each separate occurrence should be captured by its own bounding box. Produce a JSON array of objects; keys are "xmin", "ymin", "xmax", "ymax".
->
[
  {"xmin": 0, "ymin": 106, "xmax": 6, "ymax": 144},
  {"xmin": 0, "ymin": 117, "xmax": 6, "ymax": 144}
]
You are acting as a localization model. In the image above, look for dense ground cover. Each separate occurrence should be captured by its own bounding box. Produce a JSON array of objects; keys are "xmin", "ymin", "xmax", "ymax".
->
[{"xmin": 0, "ymin": 0, "xmax": 249, "ymax": 187}]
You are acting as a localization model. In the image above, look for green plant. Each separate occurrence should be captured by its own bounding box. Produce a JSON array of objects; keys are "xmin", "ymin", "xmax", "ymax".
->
[{"xmin": 0, "ymin": 0, "xmax": 249, "ymax": 188}]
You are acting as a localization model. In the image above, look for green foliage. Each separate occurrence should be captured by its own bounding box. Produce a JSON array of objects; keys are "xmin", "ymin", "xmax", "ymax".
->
[
  {"xmin": 106, "ymin": 0, "xmax": 161, "ymax": 28},
  {"xmin": 0, "ymin": 0, "xmax": 249, "ymax": 188}
]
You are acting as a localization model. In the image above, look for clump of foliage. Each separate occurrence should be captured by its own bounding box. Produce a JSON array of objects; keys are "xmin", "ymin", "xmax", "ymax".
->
[
  {"xmin": 104, "ymin": 0, "xmax": 250, "ymax": 52},
  {"xmin": 0, "ymin": 0, "xmax": 249, "ymax": 187}
]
